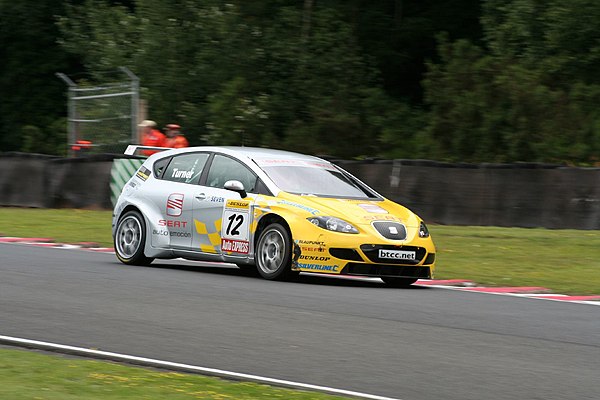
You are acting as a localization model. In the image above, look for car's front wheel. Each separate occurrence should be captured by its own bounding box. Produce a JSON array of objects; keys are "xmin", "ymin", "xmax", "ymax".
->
[
  {"xmin": 114, "ymin": 210, "xmax": 154, "ymax": 266},
  {"xmin": 255, "ymin": 223, "xmax": 296, "ymax": 280},
  {"xmin": 381, "ymin": 277, "xmax": 418, "ymax": 287}
]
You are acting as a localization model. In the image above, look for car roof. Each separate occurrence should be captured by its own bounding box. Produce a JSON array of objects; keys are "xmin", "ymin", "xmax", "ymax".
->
[{"xmin": 155, "ymin": 146, "xmax": 328, "ymax": 163}]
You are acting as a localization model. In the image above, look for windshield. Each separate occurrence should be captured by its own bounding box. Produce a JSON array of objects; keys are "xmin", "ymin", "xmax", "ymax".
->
[{"xmin": 260, "ymin": 164, "xmax": 378, "ymax": 199}]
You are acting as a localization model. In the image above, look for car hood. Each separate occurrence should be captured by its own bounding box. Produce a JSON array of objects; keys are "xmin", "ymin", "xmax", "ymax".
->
[{"xmin": 275, "ymin": 192, "xmax": 420, "ymax": 227}]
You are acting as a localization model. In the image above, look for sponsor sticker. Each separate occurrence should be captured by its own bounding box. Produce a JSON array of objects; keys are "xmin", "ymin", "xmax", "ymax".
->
[
  {"xmin": 136, "ymin": 166, "xmax": 150, "ymax": 181},
  {"xmin": 378, "ymin": 249, "xmax": 416, "ymax": 260},
  {"xmin": 301, "ymin": 246, "xmax": 326, "ymax": 253},
  {"xmin": 166, "ymin": 193, "xmax": 184, "ymax": 217},
  {"xmin": 221, "ymin": 238, "xmax": 249, "ymax": 254},
  {"xmin": 358, "ymin": 203, "xmax": 388, "ymax": 214},
  {"xmin": 226, "ymin": 200, "xmax": 250, "ymax": 209},
  {"xmin": 299, "ymin": 255, "xmax": 330, "ymax": 261},
  {"xmin": 277, "ymin": 200, "xmax": 320, "ymax": 215},
  {"xmin": 297, "ymin": 263, "xmax": 339, "ymax": 272},
  {"xmin": 362, "ymin": 215, "xmax": 399, "ymax": 221},
  {"xmin": 159, "ymin": 219, "xmax": 188, "ymax": 228},
  {"xmin": 297, "ymin": 240, "xmax": 326, "ymax": 246},
  {"xmin": 207, "ymin": 196, "xmax": 225, "ymax": 203},
  {"xmin": 153, "ymin": 229, "xmax": 191, "ymax": 238},
  {"xmin": 255, "ymin": 158, "xmax": 337, "ymax": 170}
]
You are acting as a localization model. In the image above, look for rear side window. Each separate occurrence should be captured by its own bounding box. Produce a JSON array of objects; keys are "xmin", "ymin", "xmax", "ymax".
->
[
  {"xmin": 163, "ymin": 153, "xmax": 209, "ymax": 184},
  {"xmin": 153, "ymin": 157, "xmax": 171, "ymax": 178}
]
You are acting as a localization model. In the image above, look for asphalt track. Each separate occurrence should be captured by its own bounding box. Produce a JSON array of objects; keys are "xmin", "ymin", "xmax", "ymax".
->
[{"xmin": 1, "ymin": 243, "xmax": 599, "ymax": 400}]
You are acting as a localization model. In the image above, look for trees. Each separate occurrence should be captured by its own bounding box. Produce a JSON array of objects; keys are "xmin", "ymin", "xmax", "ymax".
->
[
  {"xmin": 2, "ymin": 0, "xmax": 598, "ymax": 163},
  {"xmin": 422, "ymin": 0, "xmax": 600, "ymax": 163},
  {"xmin": 0, "ymin": 0, "xmax": 77, "ymax": 154}
]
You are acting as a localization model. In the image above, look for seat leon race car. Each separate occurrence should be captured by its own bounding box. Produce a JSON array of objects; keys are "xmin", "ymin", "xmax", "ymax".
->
[{"xmin": 112, "ymin": 146, "xmax": 436, "ymax": 286}]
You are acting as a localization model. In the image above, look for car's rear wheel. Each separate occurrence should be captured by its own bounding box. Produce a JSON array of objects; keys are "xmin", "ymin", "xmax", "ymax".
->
[
  {"xmin": 381, "ymin": 277, "xmax": 418, "ymax": 287},
  {"xmin": 114, "ymin": 210, "xmax": 154, "ymax": 266},
  {"xmin": 255, "ymin": 223, "xmax": 296, "ymax": 280}
]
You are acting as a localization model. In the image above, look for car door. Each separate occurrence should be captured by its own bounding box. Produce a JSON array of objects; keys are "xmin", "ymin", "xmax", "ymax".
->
[
  {"xmin": 147, "ymin": 152, "xmax": 210, "ymax": 249},
  {"xmin": 192, "ymin": 153, "xmax": 259, "ymax": 257}
]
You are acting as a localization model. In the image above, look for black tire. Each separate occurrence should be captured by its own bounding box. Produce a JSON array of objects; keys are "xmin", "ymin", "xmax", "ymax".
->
[
  {"xmin": 114, "ymin": 210, "xmax": 154, "ymax": 266},
  {"xmin": 254, "ymin": 223, "xmax": 296, "ymax": 280},
  {"xmin": 381, "ymin": 277, "xmax": 418, "ymax": 288}
]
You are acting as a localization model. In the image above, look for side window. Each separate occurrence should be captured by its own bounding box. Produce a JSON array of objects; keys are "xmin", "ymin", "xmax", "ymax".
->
[
  {"xmin": 206, "ymin": 154, "xmax": 258, "ymax": 193},
  {"xmin": 153, "ymin": 157, "xmax": 171, "ymax": 178},
  {"xmin": 163, "ymin": 153, "xmax": 209, "ymax": 184}
]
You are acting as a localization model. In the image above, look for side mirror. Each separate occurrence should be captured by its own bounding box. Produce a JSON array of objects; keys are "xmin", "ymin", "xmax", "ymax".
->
[{"xmin": 224, "ymin": 180, "xmax": 247, "ymax": 198}]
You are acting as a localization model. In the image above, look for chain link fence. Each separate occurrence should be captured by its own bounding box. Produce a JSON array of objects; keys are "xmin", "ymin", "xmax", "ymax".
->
[{"xmin": 56, "ymin": 67, "xmax": 140, "ymax": 156}]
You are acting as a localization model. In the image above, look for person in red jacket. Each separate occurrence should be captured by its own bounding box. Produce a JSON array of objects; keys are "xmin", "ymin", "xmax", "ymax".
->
[
  {"xmin": 139, "ymin": 120, "xmax": 166, "ymax": 156},
  {"xmin": 164, "ymin": 123, "xmax": 189, "ymax": 149}
]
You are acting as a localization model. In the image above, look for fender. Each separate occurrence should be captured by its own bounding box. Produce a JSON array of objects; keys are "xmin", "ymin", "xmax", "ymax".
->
[{"xmin": 115, "ymin": 197, "xmax": 175, "ymax": 259}]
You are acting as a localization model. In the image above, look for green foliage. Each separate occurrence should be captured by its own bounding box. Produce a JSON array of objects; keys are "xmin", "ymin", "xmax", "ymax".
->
[
  {"xmin": 3, "ymin": 0, "xmax": 599, "ymax": 163},
  {"xmin": 422, "ymin": 1, "xmax": 600, "ymax": 163},
  {"xmin": 58, "ymin": 2, "xmax": 385, "ymax": 158},
  {"xmin": 0, "ymin": 0, "xmax": 75, "ymax": 155}
]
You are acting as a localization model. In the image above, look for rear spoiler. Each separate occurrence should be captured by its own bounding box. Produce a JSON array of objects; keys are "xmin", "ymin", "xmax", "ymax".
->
[{"xmin": 124, "ymin": 145, "xmax": 171, "ymax": 156}]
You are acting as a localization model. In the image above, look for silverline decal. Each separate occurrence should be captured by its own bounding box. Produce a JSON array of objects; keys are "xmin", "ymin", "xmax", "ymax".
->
[{"xmin": 297, "ymin": 263, "xmax": 339, "ymax": 272}]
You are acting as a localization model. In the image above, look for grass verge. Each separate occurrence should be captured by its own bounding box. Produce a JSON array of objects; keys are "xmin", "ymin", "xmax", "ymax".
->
[
  {"xmin": 1, "ymin": 207, "xmax": 599, "ymax": 295},
  {"xmin": 0, "ymin": 348, "xmax": 347, "ymax": 400}
]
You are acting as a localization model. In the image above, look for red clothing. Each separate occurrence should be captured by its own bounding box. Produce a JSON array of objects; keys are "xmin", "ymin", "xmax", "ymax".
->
[
  {"xmin": 165, "ymin": 134, "xmax": 189, "ymax": 149},
  {"xmin": 141, "ymin": 129, "xmax": 166, "ymax": 155},
  {"xmin": 173, "ymin": 135, "xmax": 189, "ymax": 148}
]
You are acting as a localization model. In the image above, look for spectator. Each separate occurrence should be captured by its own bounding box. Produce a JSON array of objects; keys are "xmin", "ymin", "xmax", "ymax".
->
[
  {"xmin": 164, "ymin": 123, "xmax": 189, "ymax": 149},
  {"xmin": 139, "ymin": 120, "xmax": 166, "ymax": 156}
]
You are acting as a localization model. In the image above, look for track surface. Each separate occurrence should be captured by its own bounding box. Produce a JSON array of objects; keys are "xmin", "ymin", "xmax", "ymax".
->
[{"xmin": 1, "ymin": 243, "xmax": 599, "ymax": 400}]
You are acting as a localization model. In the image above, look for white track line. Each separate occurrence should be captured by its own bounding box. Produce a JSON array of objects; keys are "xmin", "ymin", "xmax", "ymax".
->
[{"xmin": 0, "ymin": 335, "xmax": 401, "ymax": 400}]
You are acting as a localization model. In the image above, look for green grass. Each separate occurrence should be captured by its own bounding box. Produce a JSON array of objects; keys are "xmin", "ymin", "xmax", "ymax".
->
[
  {"xmin": 0, "ymin": 208, "xmax": 112, "ymax": 247},
  {"xmin": 0, "ymin": 348, "xmax": 347, "ymax": 400},
  {"xmin": 430, "ymin": 225, "xmax": 600, "ymax": 295},
  {"xmin": 0, "ymin": 207, "xmax": 599, "ymax": 295}
]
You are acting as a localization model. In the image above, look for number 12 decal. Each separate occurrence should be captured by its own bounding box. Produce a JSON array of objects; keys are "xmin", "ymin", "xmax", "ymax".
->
[{"xmin": 226, "ymin": 213, "xmax": 244, "ymax": 236}]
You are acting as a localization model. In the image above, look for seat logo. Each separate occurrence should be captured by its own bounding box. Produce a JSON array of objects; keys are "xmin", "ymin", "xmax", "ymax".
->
[{"xmin": 167, "ymin": 193, "xmax": 184, "ymax": 217}]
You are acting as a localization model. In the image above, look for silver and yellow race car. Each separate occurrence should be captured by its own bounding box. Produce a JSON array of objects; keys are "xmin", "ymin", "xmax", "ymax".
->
[{"xmin": 112, "ymin": 146, "xmax": 436, "ymax": 286}]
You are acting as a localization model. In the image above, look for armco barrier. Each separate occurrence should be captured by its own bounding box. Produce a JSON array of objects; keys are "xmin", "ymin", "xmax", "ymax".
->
[
  {"xmin": 2, "ymin": 153, "xmax": 600, "ymax": 229},
  {"xmin": 47, "ymin": 155, "xmax": 118, "ymax": 209},
  {"xmin": 337, "ymin": 160, "xmax": 600, "ymax": 229},
  {"xmin": 0, "ymin": 152, "xmax": 57, "ymax": 208}
]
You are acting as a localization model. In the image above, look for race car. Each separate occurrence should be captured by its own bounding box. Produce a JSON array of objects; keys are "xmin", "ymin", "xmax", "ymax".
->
[{"xmin": 112, "ymin": 146, "xmax": 436, "ymax": 286}]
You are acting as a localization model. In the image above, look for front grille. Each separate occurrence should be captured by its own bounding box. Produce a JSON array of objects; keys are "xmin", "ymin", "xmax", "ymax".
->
[
  {"xmin": 360, "ymin": 244, "xmax": 426, "ymax": 264},
  {"xmin": 342, "ymin": 263, "xmax": 431, "ymax": 279},
  {"xmin": 372, "ymin": 221, "xmax": 407, "ymax": 240},
  {"xmin": 329, "ymin": 248, "xmax": 364, "ymax": 261}
]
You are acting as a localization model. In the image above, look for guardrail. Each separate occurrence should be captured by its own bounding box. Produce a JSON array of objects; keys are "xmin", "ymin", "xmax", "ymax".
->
[{"xmin": 2, "ymin": 153, "xmax": 599, "ymax": 229}]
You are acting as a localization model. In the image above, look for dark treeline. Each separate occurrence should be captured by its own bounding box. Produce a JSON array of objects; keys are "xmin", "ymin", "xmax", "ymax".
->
[{"xmin": 1, "ymin": 0, "xmax": 599, "ymax": 163}]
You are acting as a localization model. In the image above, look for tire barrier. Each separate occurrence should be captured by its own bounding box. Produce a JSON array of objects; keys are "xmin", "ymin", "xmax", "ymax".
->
[{"xmin": 2, "ymin": 153, "xmax": 600, "ymax": 229}]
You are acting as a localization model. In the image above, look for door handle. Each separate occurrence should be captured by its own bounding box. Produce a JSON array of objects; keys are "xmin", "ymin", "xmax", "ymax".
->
[{"xmin": 195, "ymin": 193, "xmax": 206, "ymax": 201}]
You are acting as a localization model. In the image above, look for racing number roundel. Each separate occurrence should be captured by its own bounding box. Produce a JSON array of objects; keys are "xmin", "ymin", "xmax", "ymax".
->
[{"xmin": 221, "ymin": 200, "xmax": 251, "ymax": 254}]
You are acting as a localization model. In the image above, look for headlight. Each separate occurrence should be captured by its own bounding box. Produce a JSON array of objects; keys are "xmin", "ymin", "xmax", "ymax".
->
[
  {"xmin": 307, "ymin": 216, "xmax": 359, "ymax": 234},
  {"xmin": 419, "ymin": 221, "xmax": 430, "ymax": 238}
]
